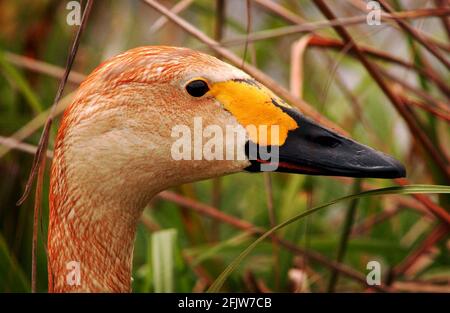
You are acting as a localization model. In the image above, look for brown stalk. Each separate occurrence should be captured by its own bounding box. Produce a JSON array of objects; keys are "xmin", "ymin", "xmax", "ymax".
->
[
  {"xmin": 30, "ymin": 157, "xmax": 45, "ymax": 292},
  {"xmin": 434, "ymin": 0, "xmax": 450, "ymax": 41},
  {"xmin": 389, "ymin": 224, "xmax": 448, "ymax": 281},
  {"xmin": 352, "ymin": 206, "xmax": 403, "ymax": 237},
  {"xmin": 0, "ymin": 136, "xmax": 53, "ymax": 159},
  {"xmin": 352, "ymin": 196, "xmax": 437, "ymax": 236},
  {"xmin": 220, "ymin": 8, "xmax": 450, "ymax": 47},
  {"xmin": 399, "ymin": 96, "xmax": 450, "ymax": 123},
  {"xmin": 149, "ymin": 0, "xmax": 194, "ymax": 34},
  {"xmin": 392, "ymin": 280, "xmax": 450, "ymax": 292},
  {"xmin": 214, "ymin": 0, "xmax": 225, "ymax": 45},
  {"xmin": 241, "ymin": 0, "xmax": 252, "ymax": 69},
  {"xmin": 313, "ymin": 0, "xmax": 450, "ymax": 183},
  {"xmin": 380, "ymin": 69, "xmax": 449, "ymax": 112},
  {"xmin": 254, "ymin": 0, "xmax": 305, "ymax": 25},
  {"xmin": 4, "ymin": 52, "xmax": 85, "ymax": 85},
  {"xmin": 290, "ymin": 35, "xmax": 312, "ymax": 99}
]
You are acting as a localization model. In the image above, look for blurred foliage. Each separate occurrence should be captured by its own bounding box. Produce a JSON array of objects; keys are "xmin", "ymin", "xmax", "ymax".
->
[{"xmin": 0, "ymin": 0, "xmax": 448, "ymax": 292}]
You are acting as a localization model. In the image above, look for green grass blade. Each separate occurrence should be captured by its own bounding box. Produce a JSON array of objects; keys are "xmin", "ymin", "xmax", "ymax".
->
[
  {"xmin": 151, "ymin": 228, "xmax": 177, "ymax": 292},
  {"xmin": 208, "ymin": 184, "xmax": 450, "ymax": 292}
]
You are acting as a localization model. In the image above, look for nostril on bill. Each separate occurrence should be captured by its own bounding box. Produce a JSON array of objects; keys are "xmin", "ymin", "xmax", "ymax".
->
[{"xmin": 315, "ymin": 135, "xmax": 341, "ymax": 148}]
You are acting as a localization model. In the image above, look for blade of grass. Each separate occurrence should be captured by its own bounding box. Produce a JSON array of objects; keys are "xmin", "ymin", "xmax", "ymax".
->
[
  {"xmin": 208, "ymin": 185, "xmax": 450, "ymax": 292},
  {"xmin": 190, "ymin": 232, "xmax": 252, "ymax": 267},
  {"xmin": 151, "ymin": 229, "xmax": 177, "ymax": 292}
]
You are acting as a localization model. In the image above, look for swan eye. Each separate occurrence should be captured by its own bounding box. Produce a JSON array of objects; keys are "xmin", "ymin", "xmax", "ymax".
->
[{"xmin": 186, "ymin": 79, "xmax": 209, "ymax": 97}]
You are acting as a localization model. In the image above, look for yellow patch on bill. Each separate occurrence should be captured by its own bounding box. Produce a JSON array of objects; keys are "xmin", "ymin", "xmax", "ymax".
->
[{"xmin": 209, "ymin": 79, "xmax": 298, "ymax": 146}]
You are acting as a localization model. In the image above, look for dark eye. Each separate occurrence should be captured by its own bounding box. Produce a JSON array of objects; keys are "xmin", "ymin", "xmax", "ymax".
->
[{"xmin": 186, "ymin": 80, "xmax": 209, "ymax": 97}]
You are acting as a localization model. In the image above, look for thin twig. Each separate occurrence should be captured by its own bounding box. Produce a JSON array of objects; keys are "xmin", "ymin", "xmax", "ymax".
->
[
  {"xmin": 0, "ymin": 136, "xmax": 53, "ymax": 159},
  {"xmin": 18, "ymin": 0, "xmax": 93, "ymax": 293},
  {"xmin": 241, "ymin": 0, "xmax": 252, "ymax": 70},
  {"xmin": 3, "ymin": 52, "xmax": 85, "ymax": 85},
  {"xmin": 149, "ymin": 0, "xmax": 194, "ymax": 34},
  {"xmin": 220, "ymin": 8, "xmax": 450, "ymax": 47},
  {"xmin": 254, "ymin": 0, "xmax": 305, "ymax": 25},
  {"xmin": 17, "ymin": 0, "xmax": 93, "ymax": 206}
]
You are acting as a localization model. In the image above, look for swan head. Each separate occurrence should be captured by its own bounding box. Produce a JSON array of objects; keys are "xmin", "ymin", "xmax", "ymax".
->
[{"xmin": 54, "ymin": 46, "xmax": 405, "ymax": 206}]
